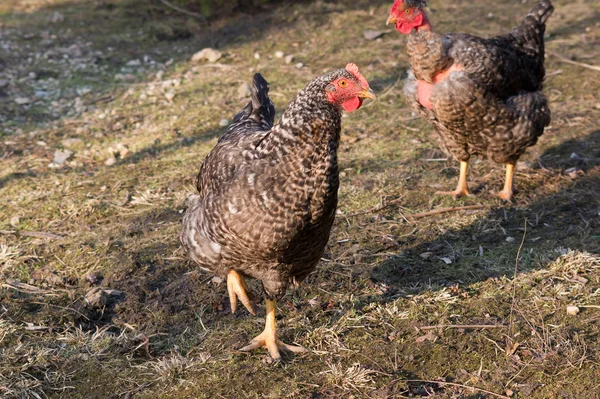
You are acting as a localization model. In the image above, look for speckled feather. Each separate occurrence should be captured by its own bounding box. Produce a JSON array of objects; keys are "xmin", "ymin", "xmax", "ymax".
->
[
  {"xmin": 181, "ymin": 69, "xmax": 358, "ymax": 300},
  {"xmin": 404, "ymin": 0, "xmax": 553, "ymax": 163}
]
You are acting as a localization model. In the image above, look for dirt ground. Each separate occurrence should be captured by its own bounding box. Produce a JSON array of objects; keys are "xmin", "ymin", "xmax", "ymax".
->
[{"xmin": 1, "ymin": 0, "xmax": 599, "ymax": 398}]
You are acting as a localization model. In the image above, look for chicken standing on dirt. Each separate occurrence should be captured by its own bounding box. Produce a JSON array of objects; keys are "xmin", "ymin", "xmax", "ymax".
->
[
  {"xmin": 387, "ymin": 0, "xmax": 553, "ymax": 201},
  {"xmin": 180, "ymin": 65, "xmax": 375, "ymax": 361}
]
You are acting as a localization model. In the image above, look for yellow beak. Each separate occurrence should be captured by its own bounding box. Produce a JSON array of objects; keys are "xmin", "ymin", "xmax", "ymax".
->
[
  {"xmin": 360, "ymin": 88, "xmax": 377, "ymax": 101},
  {"xmin": 386, "ymin": 15, "xmax": 398, "ymax": 25}
]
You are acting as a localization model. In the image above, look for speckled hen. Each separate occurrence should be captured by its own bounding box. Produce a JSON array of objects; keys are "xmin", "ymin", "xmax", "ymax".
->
[
  {"xmin": 388, "ymin": 0, "xmax": 553, "ymax": 201},
  {"xmin": 180, "ymin": 65, "xmax": 375, "ymax": 360}
]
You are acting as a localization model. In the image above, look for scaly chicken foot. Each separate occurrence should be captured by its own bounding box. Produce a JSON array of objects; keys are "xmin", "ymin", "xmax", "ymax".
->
[
  {"xmin": 497, "ymin": 163, "xmax": 515, "ymax": 202},
  {"xmin": 435, "ymin": 160, "xmax": 473, "ymax": 199},
  {"xmin": 227, "ymin": 270, "xmax": 256, "ymax": 316},
  {"xmin": 240, "ymin": 299, "xmax": 306, "ymax": 361}
]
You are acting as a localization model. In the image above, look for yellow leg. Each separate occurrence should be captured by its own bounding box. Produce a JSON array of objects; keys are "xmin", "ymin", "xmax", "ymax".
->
[
  {"xmin": 240, "ymin": 299, "xmax": 306, "ymax": 361},
  {"xmin": 436, "ymin": 160, "xmax": 472, "ymax": 199},
  {"xmin": 227, "ymin": 270, "xmax": 256, "ymax": 316},
  {"xmin": 497, "ymin": 164, "xmax": 515, "ymax": 202}
]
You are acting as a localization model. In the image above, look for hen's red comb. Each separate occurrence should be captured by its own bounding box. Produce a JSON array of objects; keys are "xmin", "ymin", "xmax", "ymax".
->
[{"xmin": 345, "ymin": 63, "xmax": 369, "ymax": 88}]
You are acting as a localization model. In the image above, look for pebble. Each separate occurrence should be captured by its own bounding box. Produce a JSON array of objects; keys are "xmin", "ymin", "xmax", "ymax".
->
[
  {"xmin": 363, "ymin": 29, "xmax": 385, "ymax": 41},
  {"xmin": 254, "ymin": 52, "xmax": 261, "ymax": 60},
  {"xmin": 275, "ymin": 51, "xmax": 284, "ymax": 58},
  {"xmin": 506, "ymin": 237, "xmax": 516, "ymax": 243},
  {"xmin": 566, "ymin": 305, "xmax": 580, "ymax": 316},
  {"xmin": 191, "ymin": 48, "xmax": 222, "ymax": 63},
  {"xmin": 295, "ymin": 62, "xmax": 304, "ymax": 69},
  {"xmin": 53, "ymin": 149, "xmax": 73, "ymax": 165},
  {"xmin": 164, "ymin": 91, "xmax": 175, "ymax": 102},
  {"xmin": 14, "ymin": 97, "xmax": 31, "ymax": 105},
  {"xmin": 219, "ymin": 119, "xmax": 230, "ymax": 127},
  {"xmin": 284, "ymin": 54, "xmax": 295, "ymax": 64},
  {"xmin": 104, "ymin": 157, "xmax": 117, "ymax": 166}
]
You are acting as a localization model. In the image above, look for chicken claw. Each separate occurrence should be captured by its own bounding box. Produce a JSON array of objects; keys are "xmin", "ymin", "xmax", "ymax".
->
[
  {"xmin": 240, "ymin": 299, "xmax": 306, "ymax": 361},
  {"xmin": 227, "ymin": 270, "xmax": 256, "ymax": 316},
  {"xmin": 436, "ymin": 160, "xmax": 472, "ymax": 199}
]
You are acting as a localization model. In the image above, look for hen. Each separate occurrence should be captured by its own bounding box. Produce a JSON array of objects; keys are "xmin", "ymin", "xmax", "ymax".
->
[
  {"xmin": 387, "ymin": 0, "xmax": 553, "ymax": 201},
  {"xmin": 180, "ymin": 65, "xmax": 375, "ymax": 360}
]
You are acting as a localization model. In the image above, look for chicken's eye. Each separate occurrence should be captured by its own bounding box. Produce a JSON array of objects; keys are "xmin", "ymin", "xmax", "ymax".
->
[
  {"xmin": 338, "ymin": 80, "xmax": 348, "ymax": 88},
  {"xmin": 405, "ymin": 9, "xmax": 412, "ymax": 14}
]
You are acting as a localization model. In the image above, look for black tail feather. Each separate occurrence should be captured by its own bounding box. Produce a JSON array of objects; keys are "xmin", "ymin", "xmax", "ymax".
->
[{"xmin": 232, "ymin": 73, "xmax": 276, "ymax": 129}]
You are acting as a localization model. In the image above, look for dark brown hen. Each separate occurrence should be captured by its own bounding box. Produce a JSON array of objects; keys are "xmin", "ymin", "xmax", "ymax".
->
[
  {"xmin": 180, "ymin": 66, "xmax": 375, "ymax": 360},
  {"xmin": 388, "ymin": 0, "xmax": 553, "ymax": 201}
]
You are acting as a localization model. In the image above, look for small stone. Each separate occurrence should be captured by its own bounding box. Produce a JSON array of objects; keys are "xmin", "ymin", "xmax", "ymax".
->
[
  {"xmin": 284, "ymin": 54, "xmax": 295, "ymax": 64},
  {"xmin": 76, "ymin": 87, "xmax": 91, "ymax": 96},
  {"xmin": 506, "ymin": 237, "xmax": 516, "ymax": 243},
  {"xmin": 50, "ymin": 11, "xmax": 64, "ymax": 23},
  {"xmin": 53, "ymin": 149, "xmax": 73, "ymax": 165},
  {"xmin": 15, "ymin": 97, "xmax": 31, "ymax": 105},
  {"xmin": 566, "ymin": 305, "xmax": 580, "ymax": 316},
  {"xmin": 114, "ymin": 73, "xmax": 136, "ymax": 82},
  {"xmin": 219, "ymin": 119, "xmax": 230, "ymax": 127},
  {"xmin": 439, "ymin": 257, "xmax": 453, "ymax": 265},
  {"xmin": 164, "ymin": 91, "xmax": 175, "ymax": 102},
  {"xmin": 104, "ymin": 157, "xmax": 117, "ymax": 166},
  {"xmin": 191, "ymin": 48, "xmax": 222, "ymax": 63},
  {"xmin": 85, "ymin": 287, "xmax": 108, "ymax": 308},
  {"xmin": 237, "ymin": 82, "xmax": 252, "ymax": 98},
  {"xmin": 295, "ymin": 62, "xmax": 304, "ymax": 69},
  {"xmin": 595, "ymin": 103, "xmax": 600, "ymax": 110},
  {"xmin": 363, "ymin": 29, "xmax": 385, "ymax": 41},
  {"xmin": 35, "ymin": 90, "xmax": 50, "ymax": 99},
  {"xmin": 116, "ymin": 143, "xmax": 129, "ymax": 158},
  {"xmin": 126, "ymin": 59, "xmax": 141, "ymax": 66},
  {"xmin": 274, "ymin": 51, "xmax": 284, "ymax": 58},
  {"xmin": 254, "ymin": 52, "xmax": 261, "ymax": 60},
  {"xmin": 419, "ymin": 252, "xmax": 432, "ymax": 260},
  {"xmin": 211, "ymin": 276, "xmax": 224, "ymax": 284}
]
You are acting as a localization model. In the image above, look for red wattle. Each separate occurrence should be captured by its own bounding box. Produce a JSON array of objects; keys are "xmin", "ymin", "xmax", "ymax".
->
[
  {"xmin": 396, "ymin": 22, "xmax": 414, "ymax": 35},
  {"xmin": 342, "ymin": 97, "xmax": 363, "ymax": 112},
  {"xmin": 395, "ymin": 13, "xmax": 424, "ymax": 34}
]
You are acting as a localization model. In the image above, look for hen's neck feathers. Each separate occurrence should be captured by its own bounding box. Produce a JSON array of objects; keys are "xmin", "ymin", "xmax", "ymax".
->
[{"xmin": 256, "ymin": 70, "xmax": 347, "ymax": 154}]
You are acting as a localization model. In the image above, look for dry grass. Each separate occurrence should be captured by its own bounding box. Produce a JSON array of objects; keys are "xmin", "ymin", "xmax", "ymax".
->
[{"xmin": 1, "ymin": 0, "xmax": 599, "ymax": 398}]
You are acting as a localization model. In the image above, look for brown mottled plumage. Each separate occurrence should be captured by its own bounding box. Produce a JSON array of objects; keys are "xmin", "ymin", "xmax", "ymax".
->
[
  {"xmin": 180, "ymin": 67, "xmax": 374, "ymax": 360},
  {"xmin": 390, "ymin": 0, "xmax": 554, "ymax": 200}
]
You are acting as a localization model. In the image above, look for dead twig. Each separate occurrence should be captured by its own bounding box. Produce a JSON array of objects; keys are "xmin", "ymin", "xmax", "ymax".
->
[
  {"xmin": 1, "ymin": 281, "xmax": 58, "ymax": 296},
  {"xmin": 393, "ymin": 379, "xmax": 511, "ymax": 399},
  {"xmin": 547, "ymin": 50, "xmax": 600, "ymax": 72},
  {"xmin": 418, "ymin": 324, "xmax": 507, "ymax": 330},
  {"xmin": 158, "ymin": 0, "xmax": 206, "ymax": 20},
  {"xmin": 346, "ymin": 197, "xmax": 406, "ymax": 217},
  {"xmin": 409, "ymin": 205, "xmax": 486, "ymax": 219}
]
